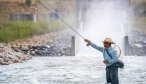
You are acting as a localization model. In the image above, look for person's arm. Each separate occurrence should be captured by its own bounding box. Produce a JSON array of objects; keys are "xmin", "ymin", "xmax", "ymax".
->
[
  {"xmin": 108, "ymin": 50, "xmax": 118, "ymax": 64},
  {"xmin": 84, "ymin": 39, "xmax": 104, "ymax": 53},
  {"xmin": 90, "ymin": 42, "xmax": 104, "ymax": 53}
]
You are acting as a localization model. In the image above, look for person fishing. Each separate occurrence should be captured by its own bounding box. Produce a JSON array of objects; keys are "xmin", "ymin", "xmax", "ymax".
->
[
  {"xmin": 38, "ymin": 1, "xmax": 123, "ymax": 84},
  {"xmin": 84, "ymin": 38, "xmax": 119, "ymax": 84}
]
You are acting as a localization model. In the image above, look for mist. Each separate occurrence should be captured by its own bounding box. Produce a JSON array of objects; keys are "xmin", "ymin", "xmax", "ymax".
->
[{"xmin": 77, "ymin": 0, "xmax": 129, "ymax": 56}]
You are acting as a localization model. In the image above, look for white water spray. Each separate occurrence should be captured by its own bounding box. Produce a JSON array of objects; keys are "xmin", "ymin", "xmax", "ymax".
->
[{"xmin": 77, "ymin": 0, "xmax": 129, "ymax": 56}]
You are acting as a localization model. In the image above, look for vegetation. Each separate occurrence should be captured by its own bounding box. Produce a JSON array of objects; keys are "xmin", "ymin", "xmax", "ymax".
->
[
  {"xmin": 25, "ymin": 0, "xmax": 32, "ymax": 6},
  {"xmin": 0, "ymin": 19, "xmax": 64, "ymax": 42}
]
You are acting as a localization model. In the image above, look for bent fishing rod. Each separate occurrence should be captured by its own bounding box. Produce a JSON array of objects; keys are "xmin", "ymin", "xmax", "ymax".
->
[
  {"xmin": 37, "ymin": 0, "xmax": 122, "ymax": 57},
  {"xmin": 37, "ymin": 0, "xmax": 85, "ymax": 40}
]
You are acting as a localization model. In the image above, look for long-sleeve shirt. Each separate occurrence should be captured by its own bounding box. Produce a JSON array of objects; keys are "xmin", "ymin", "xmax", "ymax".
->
[{"xmin": 90, "ymin": 42, "xmax": 118, "ymax": 66}]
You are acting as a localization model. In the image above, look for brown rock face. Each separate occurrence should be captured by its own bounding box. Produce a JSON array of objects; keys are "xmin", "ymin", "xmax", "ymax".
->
[{"xmin": 0, "ymin": 43, "xmax": 32, "ymax": 65}]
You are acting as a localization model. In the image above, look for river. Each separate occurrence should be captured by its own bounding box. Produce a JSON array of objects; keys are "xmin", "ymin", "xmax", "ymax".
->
[{"xmin": 0, "ymin": 56, "xmax": 146, "ymax": 84}]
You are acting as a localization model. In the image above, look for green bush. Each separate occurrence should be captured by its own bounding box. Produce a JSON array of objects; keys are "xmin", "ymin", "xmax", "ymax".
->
[
  {"xmin": 0, "ymin": 21, "xmax": 33, "ymax": 41},
  {"xmin": 0, "ymin": 20, "xmax": 64, "ymax": 42}
]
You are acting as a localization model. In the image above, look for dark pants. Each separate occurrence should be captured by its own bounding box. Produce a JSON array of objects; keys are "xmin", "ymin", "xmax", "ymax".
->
[{"xmin": 106, "ymin": 66, "xmax": 119, "ymax": 84}]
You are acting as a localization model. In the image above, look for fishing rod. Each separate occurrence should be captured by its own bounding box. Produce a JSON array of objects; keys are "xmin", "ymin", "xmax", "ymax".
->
[
  {"xmin": 37, "ymin": 0, "xmax": 85, "ymax": 40},
  {"xmin": 37, "ymin": 0, "xmax": 122, "ymax": 57}
]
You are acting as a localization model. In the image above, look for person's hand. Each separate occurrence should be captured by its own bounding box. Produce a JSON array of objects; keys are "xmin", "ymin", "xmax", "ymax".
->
[
  {"xmin": 84, "ymin": 39, "xmax": 91, "ymax": 46},
  {"xmin": 103, "ymin": 60, "xmax": 109, "ymax": 64},
  {"xmin": 84, "ymin": 39, "xmax": 90, "ymax": 43}
]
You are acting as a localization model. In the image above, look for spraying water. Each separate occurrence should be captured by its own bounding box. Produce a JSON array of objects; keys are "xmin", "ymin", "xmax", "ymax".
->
[{"xmin": 77, "ymin": 0, "xmax": 129, "ymax": 56}]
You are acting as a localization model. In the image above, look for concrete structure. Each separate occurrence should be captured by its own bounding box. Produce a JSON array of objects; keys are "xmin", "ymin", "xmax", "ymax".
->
[{"xmin": 10, "ymin": 14, "xmax": 37, "ymax": 22}]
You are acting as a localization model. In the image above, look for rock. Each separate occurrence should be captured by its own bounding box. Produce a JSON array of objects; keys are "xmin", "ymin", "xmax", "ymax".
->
[
  {"xmin": 0, "ymin": 48, "xmax": 4, "ymax": 52},
  {"xmin": 8, "ymin": 54, "xmax": 19, "ymax": 63},
  {"xmin": 12, "ymin": 47, "xmax": 21, "ymax": 52},
  {"xmin": 24, "ymin": 55, "xmax": 32, "ymax": 60},
  {"xmin": 0, "ymin": 44, "xmax": 4, "ymax": 48},
  {"xmin": 0, "ymin": 58, "xmax": 4, "ymax": 65},
  {"xmin": 32, "ymin": 46, "xmax": 39, "ymax": 50},
  {"xmin": 134, "ymin": 44, "xmax": 143, "ymax": 48},
  {"xmin": 20, "ymin": 45, "xmax": 29, "ymax": 51},
  {"xmin": 1, "ymin": 47, "xmax": 13, "ymax": 53},
  {"xmin": 30, "ymin": 51, "xmax": 35, "ymax": 55},
  {"xmin": 45, "ymin": 45, "xmax": 51, "ymax": 48},
  {"xmin": 15, "ymin": 55, "xmax": 23, "ymax": 62},
  {"xmin": 0, "ymin": 54, "xmax": 4, "ymax": 58},
  {"xmin": 27, "ymin": 45, "xmax": 33, "ymax": 49}
]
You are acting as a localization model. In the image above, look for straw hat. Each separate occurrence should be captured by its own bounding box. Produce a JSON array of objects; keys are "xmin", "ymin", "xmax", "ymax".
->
[{"xmin": 101, "ymin": 38, "xmax": 115, "ymax": 44}]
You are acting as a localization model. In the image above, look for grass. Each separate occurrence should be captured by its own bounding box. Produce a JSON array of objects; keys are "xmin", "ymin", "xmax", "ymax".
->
[{"xmin": 0, "ymin": 19, "xmax": 65, "ymax": 42}]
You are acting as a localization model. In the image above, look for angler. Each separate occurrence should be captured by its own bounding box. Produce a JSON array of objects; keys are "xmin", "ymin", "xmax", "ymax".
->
[
  {"xmin": 38, "ymin": 1, "xmax": 124, "ymax": 84},
  {"xmin": 85, "ymin": 38, "xmax": 124, "ymax": 84}
]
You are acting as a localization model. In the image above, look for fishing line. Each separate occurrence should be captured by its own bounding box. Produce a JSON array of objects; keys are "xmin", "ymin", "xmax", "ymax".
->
[
  {"xmin": 37, "ymin": 0, "xmax": 85, "ymax": 40},
  {"xmin": 113, "ymin": 45, "xmax": 122, "ymax": 58}
]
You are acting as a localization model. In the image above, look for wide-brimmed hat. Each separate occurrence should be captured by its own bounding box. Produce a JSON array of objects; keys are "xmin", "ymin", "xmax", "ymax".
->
[{"xmin": 101, "ymin": 38, "xmax": 115, "ymax": 44}]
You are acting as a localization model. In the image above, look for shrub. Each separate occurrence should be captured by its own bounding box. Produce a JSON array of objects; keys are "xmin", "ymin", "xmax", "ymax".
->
[{"xmin": 0, "ymin": 19, "xmax": 65, "ymax": 42}]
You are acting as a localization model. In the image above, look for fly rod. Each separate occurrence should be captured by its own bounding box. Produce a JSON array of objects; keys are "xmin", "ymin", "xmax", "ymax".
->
[
  {"xmin": 38, "ymin": 0, "xmax": 85, "ymax": 40},
  {"xmin": 37, "ymin": 0, "xmax": 122, "ymax": 57}
]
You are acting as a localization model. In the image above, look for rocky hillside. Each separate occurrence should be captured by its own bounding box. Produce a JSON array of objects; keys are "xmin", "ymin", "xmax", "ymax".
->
[
  {"xmin": 0, "ymin": 1, "xmax": 37, "ymax": 20},
  {"xmin": 0, "ymin": 0, "xmax": 75, "ymax": 20}
]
